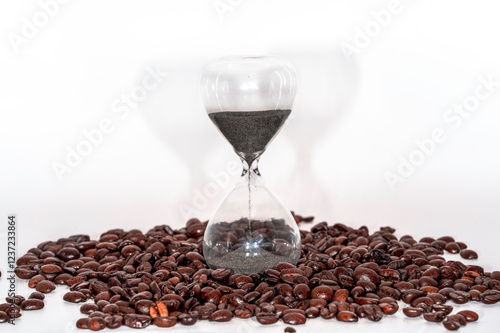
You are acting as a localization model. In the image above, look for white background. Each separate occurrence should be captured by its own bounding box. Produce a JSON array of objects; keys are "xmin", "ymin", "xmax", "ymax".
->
[{"xmin": 1, "ymin": 0, "xmax": 500, "ymax": 332}]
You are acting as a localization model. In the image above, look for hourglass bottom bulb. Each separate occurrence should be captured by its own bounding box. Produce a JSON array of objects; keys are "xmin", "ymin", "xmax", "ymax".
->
[{"xmin": 203, "ymin": 218, "xmax": 301, "ymax": 275}]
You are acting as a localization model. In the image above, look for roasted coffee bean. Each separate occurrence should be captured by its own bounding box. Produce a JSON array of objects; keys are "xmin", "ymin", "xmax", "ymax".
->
[
  {"xmin": 178, "ymin": 312, "xmax": 199, "ymax": 325},
  {"xmin": 282, "ymin": 311, "xmax": 307, "ymax": 325},
  {"xmin": 460, "ymin": 249, "xmax": 478, "ymax": 260},
  {"xmin": 433, "ymin": 304, "xmax": 453, "ymax": 315},
  {"xmin": 457, "ymin": 310, "xmax": 478, "ymax": 322},
  {"xmin": 424, "ymin": 311, "xmax": 446, "ymax": 322},
  {"xmin": 256, "ymin": 312, "xmax": 279, "ymax": 325},
  {"xmin": 449, "ymin": 290, "xmax": 471, "ymax": 304},
  {"xmin": 403, "ymin": 306, "xmax": 423, "ymax": 318},
  {"xmin": 0, "ymin": 311, "xmax": 9, "ymax": 323},
  {"xmin": 20, "ymin": 299, "xmax": 44, "ymax": 310},
  {"xmin": 336, "ymin": 311, "xmax": 358, "ymax": 322},
  {"xmin": 123, "ymin": 314, "xmax": 152, "ymax": 329},
  {"xmin": 28, "ymin": 291, "xmax": 45, "ymax": 301},
  {"xmin": 293, "ymin": 284, "xmax": 310, "ymax": 301},
  {"xmin": 209, "ymin": 309, "xmax": 233, "ymax": 322},
  {"xmin": 211, "ymin": 268, "xmax": 231, "ymax": 281},
  {"xmin": 448, "ymin": 314, "xmax": 467, "ymax": 326},
  {"xmin": 154, "ymin": 316, "xmax": 177, "ymax": 327},
  {"xmin": 63, "ymin": 291, "xmax": 87, "ymax": 303},
  {"xmin": 88, "ymin": 317, "xmax": 106, "ymax": 331},
  {"xmin": 284, "ymin": 327, "xmax": 297, "ymax": 333},
  {"xmin": 81, "ymin": 303, "xmax": 100, "ymax": 314},
  {"xmin": 311, "ymin": 286, "xmax": 333, "ymax": 301},
  {"xmin": 76, "ymin": 318, "xmax": 90, "ymax": 329},
  {"xmin": 104, "ymin": 315, "xmax": 123, "ymax": 329},
  {"xmin": 35, "ymin": 280, "xmax": 56, "ymax": 293},
  {"xmin": 443, "ymin": 317, "xmax": 461, "ymax": 331}
]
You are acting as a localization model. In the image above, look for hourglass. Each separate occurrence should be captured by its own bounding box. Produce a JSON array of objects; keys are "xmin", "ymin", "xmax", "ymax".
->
[{"xmin": 200, "ymin": 56, "xmax": 301, "ymax": 275}]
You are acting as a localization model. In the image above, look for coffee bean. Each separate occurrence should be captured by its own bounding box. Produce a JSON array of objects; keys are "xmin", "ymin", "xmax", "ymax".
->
[
  {"xmin": 424, "ymin": 311, "xmax": 446, "ymax": 322},
  {"xmin": 449, "ymin": 290, "xmax": 471, "ymax": 304},
  {"xmin": 76, "ymin": 318, "xmax": 90, "ymax": 329},
  {"xmin": 35, "ymin": 280, "xmax": 56, "ymax": 293},
  {"xmin": 154, "ymin": 316, "xmax": 177, "ymax": 327},
  {"xmin": 104, "ymin": 315, "xmax": 123, "ymax": 329},
  {"xmin": 209, "ymin": 309, "xmax": 232, "ymax": 322},
  {"xmin": 311, "ymin": 286, "xmax": 333, "ymax": 301},
  {"xmin": 284, "ymin": 327, "xmax": 296, "ymax": 333},
  {"xmin": 89, "ymin": 317, "xmax": 106, "ymax": 331},
  {"xmin": 0, "ymin": 311, "xmax": 9, "ymax": 323},
  {"xmin": 460, "ymin": 249, "xmax": 478, "ymax": 260},
  {"xmin": 178, "ymin": 312, "xmax": 199, "ymax": 325},
  {"xmin": 81, "ymin": 303, "xmax": 100, "ymax": 314},
  {"xmin": 457, "ymin": 310, "xmax": 478, "ymax": 322},
  {"xmin": 336, "ymin": 311, "xmax": 358, "ymax": 322},
  {"xmin": 28, "ymin": 292, "xmax": 45, "ymax": 301},
  {"xmin": 448, "ymin": 314, "xmax": 467, "ymax": 326},
  {"xmin": 443, "ymin": 317, "xmax": 461, "ymax": 331},
  {"xmin": 256, "ymin": 312, "xmax": 279, "ymax": 324},
  {"xmin": 20, "ymin": 299, "xmax": 44, "ymax": 311},
  {"xmin": 124, "ymin": 314, "xmax": 152, "ymax": 329},
  {"xmin": 63, "ymin": 291, "xmax": 87, "ymax": 303},
  {"xmin": 403, "ymin": 306, "xmax": 423, "ymax": 318},
  {"xmin": 282, "ymin": 311, "xmax": 307, "ymax": 325}
]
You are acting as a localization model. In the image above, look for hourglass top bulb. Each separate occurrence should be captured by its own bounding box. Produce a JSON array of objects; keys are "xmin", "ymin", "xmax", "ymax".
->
[{"xmin": 201, "ymin": 56, "xmax": 297, "ymax": 166}]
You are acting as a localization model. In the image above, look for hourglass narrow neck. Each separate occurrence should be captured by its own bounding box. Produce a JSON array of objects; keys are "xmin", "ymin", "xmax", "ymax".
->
[{"xmin": 241, "ymin": 158, "xmax": 261, "ymax": 177}]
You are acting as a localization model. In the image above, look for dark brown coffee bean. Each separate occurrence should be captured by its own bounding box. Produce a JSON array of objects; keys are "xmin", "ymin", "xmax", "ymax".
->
[
  {"xmin": 124, "ymin": 314, "xmax": 152, "ymax": 329},
  {"xmin": 20, "ymin": 299, "xmax": 44, "ymax": 310},
  {"xmin": 333, "ymin": 288, "xmax": 349, "ymax": 302},
  {"xmin": 256, "ymin": 312, "xmax": 279, "ymax": 325},
  {"xmin": 28, "ymin": 292, "xmax": 45, "ymax": 301},
  {"xmin": 209, "ymin": 309, "xmax": 233, "ymax": 322},
  {"xmin": 424, "ymin": 311, "xmax": 446, "ymax": 322},
  {"xmin": 104, "ymin": 315, "xmax": 123, "ymax": 329},
  {"xmin": 457, "ymin": 310, "xmax": 478, "ymax": 322},
  {"xmin": 430, "ymin": 304, "xmax": 452, "ymax": 315},
  {"xmin": 154, "ymin": 316, "xmax": 177, "ymax": 327},
  {"xmin": 63, "ymin": 291, "xmax": 87, "ymax": 303},
  {"xmin": 403, "ymin": 306, "xmax": 423, "ymax": 318},
  {"xmin": 444, "ymin": 242, "xmax": 460, "ymax": 254},
  {"xmin": 89, "ymin": 317, "xmax": 106, "ymax": 331},
  {"xmin": 76, "ymin": 318, "xmax": 90, "ymax": 329},
  {"xmin": 178, "ymin": 312, "xmax": 199, "ymax": 325},
  {"xmin": 460, "ymin": 249, "xmax": 478, "ymax": 260},
  {"xmin": 311, "ymin": 286, "xmax": 333, "ymax": 301},
  {"xmin": 284, "ymin": 327, "xmax": 297, "ymax": 333},
  {"xmin": 293, "ymin": 283, "xmax": 310, "ymax": 301},
  {"xmin": 81, "ymin": 303, "xmax": 100, "ymax": 314},
  {"xmin": 336, "ymin": 310, "xmax": 358, "ymax": 322},
  {"xmin": 282, "ymin": 311, "xmax": 307, "ymax": 325},
  {"xmin": 481, "ymin": 290, "xmax": 500, "ymax": 304},
  {"xmin": 305, "ymin": 306, "xmax": 320, "ymax": 318},
  {"xmin": 379, "ymin": 302, "xmax": 398, "ymax": 315},
  {"xmin": 211, "ymin": 268, "xmax": 231, "ymax": 281},
  {"xmin": 448, "ymin": 314, "xmax": 467, "ymax": 326},
  {"xmin": 449, "ymin": 290, "xmax": 471, "ymax": 304},
  {"xmin": 443, "ymin": 317, "xmax": 461, "ymax": 331},
  {"xmin": 35, "ymin": 280, "xmax": 56, "ymax": 293}
]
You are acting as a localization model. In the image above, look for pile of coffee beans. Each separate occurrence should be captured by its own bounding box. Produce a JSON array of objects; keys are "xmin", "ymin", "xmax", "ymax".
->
[{"xmin": 2, "ymin": 213, "xmax": 499, "ymax": 330}]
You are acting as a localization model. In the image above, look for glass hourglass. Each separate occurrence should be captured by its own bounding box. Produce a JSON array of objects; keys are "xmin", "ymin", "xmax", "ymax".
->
[{"xmin": 200, "ymin": 56, "xmax": 301, "ymax": 275}]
